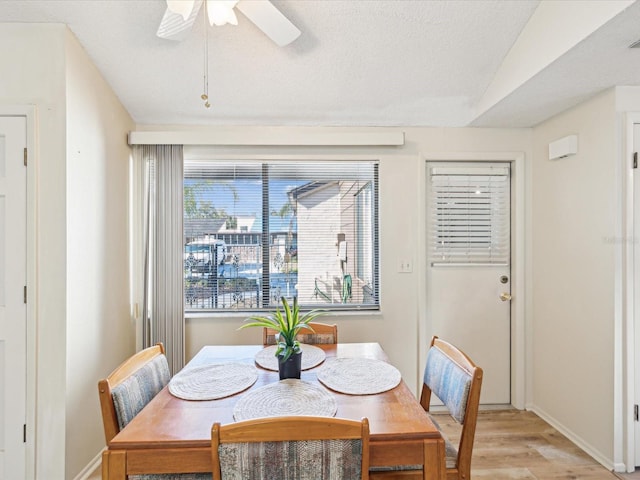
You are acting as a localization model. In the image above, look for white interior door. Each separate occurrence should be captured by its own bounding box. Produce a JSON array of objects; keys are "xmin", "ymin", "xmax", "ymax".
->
[
  {"xmin": 426, "ymin": 162, "xmax": 511, "ymax": 405},
  {"xmin": 0, "ymin": 117, "xmax": 27, "ymax": 480}
]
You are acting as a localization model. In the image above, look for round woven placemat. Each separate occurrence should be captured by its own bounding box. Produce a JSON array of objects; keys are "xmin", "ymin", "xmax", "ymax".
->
[
  {"xmin": 254, "ymin": 344, "xmax": 326, "ymax": 371},
  {"xmin": 168, "ymin": 363, "xmax": 258, "ymax": 401},
  {"xmin": 317, "ymin": 357, "xmax": 402, "ymax": 395},
  {"xmin": 233, "ymin": 379, "xmax": 337, "ymax": 421}
]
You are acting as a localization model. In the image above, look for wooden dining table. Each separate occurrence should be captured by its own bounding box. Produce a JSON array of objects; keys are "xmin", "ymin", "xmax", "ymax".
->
[{"xmin": 102, "ymin": 342, "xmax": 445, "ymax": 480}]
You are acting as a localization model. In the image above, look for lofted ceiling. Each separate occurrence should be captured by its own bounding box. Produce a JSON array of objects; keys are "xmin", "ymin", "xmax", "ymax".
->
[{"xmin": 0, "ymin": 0, "xmax": 639, "ymax": 128}]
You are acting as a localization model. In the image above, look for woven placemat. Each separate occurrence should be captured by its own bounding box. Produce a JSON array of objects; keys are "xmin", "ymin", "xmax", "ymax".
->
[
  {"xmin": 254, "ymin": 344, "xmax": 326, "ymax": 371},
  {"xmin": 168, "ymin": 363, "xmax": 258, "ymax": 401},
  {"xmin": 317, "ymin": 357, "xmax": 402, "ymax": 395},
  {"xmin": 233, "ymin": 379, "xmax": 337, "ymax": 421}
]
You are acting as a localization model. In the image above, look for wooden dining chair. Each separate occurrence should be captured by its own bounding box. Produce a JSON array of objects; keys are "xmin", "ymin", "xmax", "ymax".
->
[
  {"xmin": 370, "ymin": 336, "xmax": 482, "ymax": 480},
  {"xmin": 212, "ymin": 416, "xmax": 370, "ymax": 480},
  {"xmin": 99, "ymin": 344, "xmax": 211, "ymax": 479},
  {"xmin": 420, "ymin": 336, "xmax": 483, "ymax": 480},
  {"xmin": 263, "ymin": 321, "xmax": 338, "ymax": 346},
  {"xmin": 98, "ymin": 343, "xmax": 171, "ymax": 444}
]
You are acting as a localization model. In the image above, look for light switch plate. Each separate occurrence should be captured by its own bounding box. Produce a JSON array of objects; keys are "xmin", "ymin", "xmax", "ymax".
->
[{"xmin": 398, "ymin": 258, "xmax": 413, "ymax": 273}]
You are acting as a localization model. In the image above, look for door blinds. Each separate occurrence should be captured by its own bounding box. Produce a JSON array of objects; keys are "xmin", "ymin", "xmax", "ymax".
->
[{"xmin": 429, "ymin": 165, "xmax": 510, "ymax": 265}]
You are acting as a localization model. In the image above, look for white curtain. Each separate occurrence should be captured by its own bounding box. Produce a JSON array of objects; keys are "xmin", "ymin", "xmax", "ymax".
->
[{"xmin": 132, "ymin": 145, "xmax": 184, "ymax": 374}]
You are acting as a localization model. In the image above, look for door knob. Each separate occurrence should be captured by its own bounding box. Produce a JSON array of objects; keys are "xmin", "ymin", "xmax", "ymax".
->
[{"xmin": 500, "ymin": 292, "xmax": 512, "ymax": 302}]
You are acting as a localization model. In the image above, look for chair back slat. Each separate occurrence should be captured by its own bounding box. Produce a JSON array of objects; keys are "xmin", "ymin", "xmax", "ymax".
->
[{"xmin": 212, "ymin": 416, "xmax": 369, "ymax": 480}]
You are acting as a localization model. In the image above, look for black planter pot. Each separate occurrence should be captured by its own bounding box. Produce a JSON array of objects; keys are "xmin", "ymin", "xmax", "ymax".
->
[{"xmin": 278, "ymin": 351, "xmax": 302, "ymax": 380}]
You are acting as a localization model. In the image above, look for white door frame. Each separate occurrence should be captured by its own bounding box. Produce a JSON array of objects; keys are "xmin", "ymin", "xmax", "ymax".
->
[
  {"xmin": 419, "ymin": 151, "xmax": 526, "ymax": 409},
  {"xmin": 622, "ymin": 113, "xmax": 640, "ymax": 472},
  {"xmin": 0, "ymin": 106, "xmax": 36, "ymax": 480}
]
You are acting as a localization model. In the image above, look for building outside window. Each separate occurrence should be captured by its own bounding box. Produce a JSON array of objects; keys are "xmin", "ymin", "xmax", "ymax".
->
[{"xmin": 356, "ymin": 182, "xmax": 373, "ymax": 298}]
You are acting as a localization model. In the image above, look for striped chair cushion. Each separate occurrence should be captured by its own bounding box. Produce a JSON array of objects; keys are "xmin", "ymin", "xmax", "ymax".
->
[
  {"xmin": 266, "ymin": 332, "xmax": 336, "ymax": 345},
  {"xmin": 111, "ymin": 354, "xmax": 171, "ymax": 430},
  {"xmin": 296, "ymin": 333, "xmax": 335, "ymax": 344},
  {"xmin": 218, "ymin": 439, "xmax": 362, "ymax": 479},
  {"xmin": 423, "ymin": 347, "xmax": 472, "ymax": 424}
]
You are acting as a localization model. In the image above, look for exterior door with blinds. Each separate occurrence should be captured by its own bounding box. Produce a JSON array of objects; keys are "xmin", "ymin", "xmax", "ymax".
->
[{"xmin": 426, "ymin": 162, "xmax": 511, "ymax": 405}]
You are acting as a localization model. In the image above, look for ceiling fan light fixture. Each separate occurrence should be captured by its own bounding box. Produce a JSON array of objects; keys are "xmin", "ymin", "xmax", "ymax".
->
[
  {"xmin": 207, "ymin": 0, "xmax": 239, "ymax": 26},
  {"xmin": 166, "ymin": 0, "xmax": 196, "ymax": 20}
]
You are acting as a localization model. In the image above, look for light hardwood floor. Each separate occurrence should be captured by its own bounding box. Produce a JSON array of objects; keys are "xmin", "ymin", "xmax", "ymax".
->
[
  {"xmin": 434, "ymin": 409, "xmax": 620, "ymax": 480},
  {"xmin": 617, "ymin": 472, "xmax": 640, "ymax": 479},
  {"xmin": 88, "ymin": 409, "xmax": 630, "ymax": 479}
]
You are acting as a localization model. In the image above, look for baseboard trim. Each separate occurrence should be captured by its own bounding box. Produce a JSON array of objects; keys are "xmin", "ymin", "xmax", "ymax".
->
[
  {"xmin": 612, "ymin": 461, "xmax": 629, "ymax": 473},
  {"xmin": 73, "ymin": 449, "xmax": 103, "ymax": 480},
  {"xmin": 529, "ymin": 405, "xmax": 614, "ymax": 471}
]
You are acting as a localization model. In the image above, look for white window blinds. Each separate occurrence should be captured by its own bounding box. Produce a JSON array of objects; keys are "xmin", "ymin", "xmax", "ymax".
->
[
  {"xmin": 183, "ymin": 159, "xmax": 379, "ymax": 311},
  {"xmin": 429, "ymin": 165, "xmax": 510, "ymax": 265}
]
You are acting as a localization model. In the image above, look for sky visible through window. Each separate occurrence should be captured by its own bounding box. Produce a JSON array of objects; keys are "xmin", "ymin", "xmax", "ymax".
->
[{"xmin": 184, "ymin": 178, "xmax": 304, "ymax": 232}]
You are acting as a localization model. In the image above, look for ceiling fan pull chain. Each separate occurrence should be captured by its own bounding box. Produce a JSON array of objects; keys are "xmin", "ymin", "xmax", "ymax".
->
[{"xmin": 202, "ymin": 1, "xmax": 210, "ymax": 108}]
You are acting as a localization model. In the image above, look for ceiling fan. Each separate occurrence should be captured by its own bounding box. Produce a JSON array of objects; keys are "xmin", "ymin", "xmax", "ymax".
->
[{"xmin": 157, "ymin": 0, "xmax": 301, "ymax": 47}]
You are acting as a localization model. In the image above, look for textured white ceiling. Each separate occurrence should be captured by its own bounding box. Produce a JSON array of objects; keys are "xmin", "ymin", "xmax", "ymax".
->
[{"xmin": 0, "ymin": 0, "xmax": 638, "ymax": 127}]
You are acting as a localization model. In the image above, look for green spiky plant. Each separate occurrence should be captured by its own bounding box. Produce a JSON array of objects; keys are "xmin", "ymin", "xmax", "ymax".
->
[{"xmin": 240, "ymin": 296, "xmax": 328, "ymax": 361}]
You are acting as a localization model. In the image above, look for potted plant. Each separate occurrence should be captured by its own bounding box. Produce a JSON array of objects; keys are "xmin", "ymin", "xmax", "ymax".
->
[{"xmin": 240, "ymin": 296, "xmax": 327, "ymax": 379}]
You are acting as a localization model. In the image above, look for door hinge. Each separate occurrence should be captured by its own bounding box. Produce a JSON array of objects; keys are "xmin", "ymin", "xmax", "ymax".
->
[
  {"xmin": 23, "ymin": 285, "xmax": 27, "ymax": 304},
  {"xmin": 634, "ymin": 152, "xmax": 638, "ymax": 169},
  {"xmin": 635, "ymin": 404, "xmax": 639, "ymax": 421},
  {"xmin": 23, "ymin": 424, "xmax": 26, "ymax": 443},
  {"xmin": 23, "ymin": 147, "xmax": 27, "ymax": 167}
]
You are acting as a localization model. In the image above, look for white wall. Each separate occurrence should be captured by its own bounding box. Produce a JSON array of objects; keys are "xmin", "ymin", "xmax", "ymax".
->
[
  {"xmin": 0, "ymin": 24, "xmax": 134, "ymax": 479},
  {"xmin": 176, "ymin": 126, "xmax": 532, "ymax": 396},
  {"xmin": 616, "ymin": 86, "xmax": 640, "ymax": 111},
  {"xmin": 531, "ymin": 89, "xmax": 617, "ymax": 466},
  {"xmin": 0, "ymin": 23, "xmax": 68, "ymax": 480},
  {"xmin": 64, "ymin": 30, "xmax": 133, "ymax": 479}
]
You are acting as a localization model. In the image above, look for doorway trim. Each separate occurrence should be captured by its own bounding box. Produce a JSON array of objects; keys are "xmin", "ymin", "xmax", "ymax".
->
[
  {"xmin": 622, "ymin": 112, "xmax": 640, "ymax": 472},
  {"xmin": 0, "ymin": 105, "xmax": 37, "ymax": 479},
  {"xmin": 418, "ymin": 151, "xmax": 526, "ymax": 409}
]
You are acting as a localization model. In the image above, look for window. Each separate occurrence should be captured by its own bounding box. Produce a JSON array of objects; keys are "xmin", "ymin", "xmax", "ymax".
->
[{"xmin": 184, "ymin": 159, "xmax": 379, "ymax": 312}]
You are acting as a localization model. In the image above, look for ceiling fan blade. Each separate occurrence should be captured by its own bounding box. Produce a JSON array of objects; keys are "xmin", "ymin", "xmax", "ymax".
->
[
  {"xmin": 235, "ymin": 0, "xmax": 301, "ymax": 47},
  {"xmin": 157, "ymin": 0, "xmax": 203, "ymax": 41}
]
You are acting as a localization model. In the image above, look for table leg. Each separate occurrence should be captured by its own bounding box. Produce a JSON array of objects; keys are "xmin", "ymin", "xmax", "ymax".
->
[
  {"xmin": 423, "ymin": 438, "xmax": 446, "ymax": 480},
  {"xmin": 102, "ymin": 450, "xmax": 126, "ymax": 480}
]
